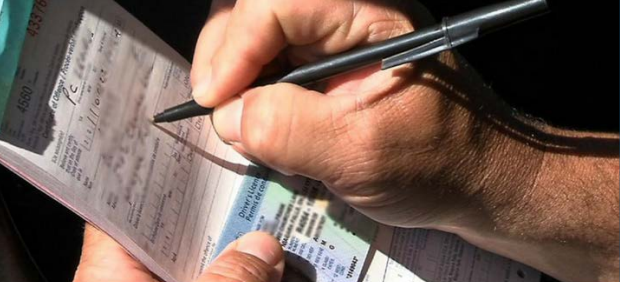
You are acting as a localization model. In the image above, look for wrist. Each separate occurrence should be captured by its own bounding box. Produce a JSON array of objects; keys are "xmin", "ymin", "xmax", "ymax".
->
[
  {"xmin": 438, "ymin": 103, "xmax": 619, "ymax": 282},
  {"xmin": 438, "ymin": 103, "xmax": 546, "ymax": 235},
  {"xmin": 422, "ymin": 53, "xmax": 547, "ymax": 235}
]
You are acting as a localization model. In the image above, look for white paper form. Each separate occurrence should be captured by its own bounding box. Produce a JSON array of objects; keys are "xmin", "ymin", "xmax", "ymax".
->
[
  {"xmin": 0, "ymin": 0, "xmax": 249, "ymax": 281},
  {"xmin": 0, "ymin": 1, "xmax": 378, "ymax": 282},
  {"xmin": 363, "ymin": 225, "xmax": 541, "ymax": 282}
]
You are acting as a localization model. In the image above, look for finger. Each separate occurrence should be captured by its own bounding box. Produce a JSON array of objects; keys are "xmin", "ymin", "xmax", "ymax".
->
[
  {"xmin": 192, "ymin": 0, "xmax": 286, "ymax": 107},
  {"xmin": 196, "ymin": 232, "xmax": 284, "ymax": 282},
  {"xmin": 211, "ymin": 83, "xmax": 360, "ymax": 181},
  {"xmin": 74, "ymin": 224, "xmax": 158, "ymax": 282},
  {"xmin": 190, "ymin": 0, "xmax": 235, "ymax": 88},
  {"xmin": 193, "ymin": 0, "xmax": 434, "ymax": 108},
  {"xmin": 193, "ymin": 0, "xmax": 369, "ymax": 107}
]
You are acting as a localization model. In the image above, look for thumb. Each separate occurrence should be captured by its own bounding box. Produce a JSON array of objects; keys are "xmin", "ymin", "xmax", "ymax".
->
[
  {"xmin": 196, "ymin": 232, "xmax": 284, "ymax": 282},
  {"xmin": 211, "ymin": 83, "xmax": 359, "ymax": 181}
]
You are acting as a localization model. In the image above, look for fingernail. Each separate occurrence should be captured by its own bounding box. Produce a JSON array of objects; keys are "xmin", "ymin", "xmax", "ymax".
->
[
  {"xmin": 192, "ymin": 67, "xmax": 212, "ymax": 105},
  {"xmin": 275, "ymin": 167, "xmax": 295, "ymax": 176},
  {"xmin": 212, "ymin": 96, "xmax": 242, "ymax": 143},
  {"xmin": 236, "ymin": 233, "xmax": 282, "ymax": 266},
  {"xmin": 230, "ymin": 142, "xmax": 248, "ymax": 155}
]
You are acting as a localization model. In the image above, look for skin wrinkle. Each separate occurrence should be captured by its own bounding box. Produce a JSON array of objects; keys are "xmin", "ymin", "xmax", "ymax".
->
[
  {"xmin": 329, "ymin": 3, "xmax": 356, "ymax": 41},
  {"xmin": 329, "ymin": 148, "xmax": 378, "ymax": 190},
  {"xmin": 375, "ymin": 89, "xmax": 445, "ymax": 153},
  {"xmin": 299, "ymin": 2, "xmax": 357, "ymax": 53},
  {"xmin": 366, "ymin": 19, "xmax": 411, "ymax": 42},
  {"xmin": 351, "ymin": 0, "xmax": 359, "ymax": 22},
  {"xmin": 207, "ymin": 254, "xmax": 271, "ymax": 282},
  {"xmin": 331, "ymin": 99, "xmax": 358, "ymax": 150},
  {"xmin": 377, "ymin": 108, "xmax": 446, "ymax": 158},
  {"xmin": 336, "ymin": 184, "xmax": 397, "ymax": 208},
  {"xmin": 340, "ymin": 91, "xmax": 456, "ymax": 214},
  {"xmin": 321, "ymin": 115, "xmax": 348, "ymax": 164},
  {"xmin": 279, "ymin": 91, "xmax": 301, "ymax": 171},
  {"xmin": 325, "ymin": 130, "xmax": 362, "ymax": 185},
  {"xmin": 324, "ymin": 49, "xmax": 480, "ymax": 227},
  {"xmin": 275, "ymin": 95, "xmax": 294, "ymax": 171},
  {"xmin": 341, "ymin": 151, "xmax": 443, "ymax": 217},
  {"xmin": 304, "ymin": 133, "xmax": 337, "ymax": 180},
  {"xmin": 342, "ymin": 149, "xmax": 391, "ymax": 189},
  {"xmin": 340, "ymin": 105, "xmax": 376, "ymax": 149},
  {"xmin": 300, "ymin": 98, "xmax": 351, "ymax": 180}
]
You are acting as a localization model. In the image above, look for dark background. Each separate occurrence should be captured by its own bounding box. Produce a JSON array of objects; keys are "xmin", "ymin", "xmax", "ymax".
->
[{"xmin": 1, "ymin": 0, "xmax": 617, "ymax": 282}]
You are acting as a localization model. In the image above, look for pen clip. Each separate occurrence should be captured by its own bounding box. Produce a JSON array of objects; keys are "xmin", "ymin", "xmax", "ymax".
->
[
  {"xmin": 381, "ymin": 37, "xmax": 449, "ymax": 70},
  {"xmin": 381, "ymin": 17, "xmax": 480, "ymax": 70}
]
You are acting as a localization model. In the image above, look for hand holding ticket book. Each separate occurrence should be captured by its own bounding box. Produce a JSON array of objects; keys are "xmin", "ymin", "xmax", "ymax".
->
[{"xmin": 0, "ymin": 0, "xmax": 541, "ymax": 281}]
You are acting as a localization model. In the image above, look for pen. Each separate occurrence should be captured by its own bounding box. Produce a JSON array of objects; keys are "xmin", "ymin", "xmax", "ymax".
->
[{"xmin": 153, "ymin": 0, "xmax": 548, "ymax": 123}]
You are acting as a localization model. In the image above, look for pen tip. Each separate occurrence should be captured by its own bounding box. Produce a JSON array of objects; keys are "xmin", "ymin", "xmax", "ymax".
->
[{"xmin": 152, "ymin": 113, "xmax": 164, "ymax": 123}]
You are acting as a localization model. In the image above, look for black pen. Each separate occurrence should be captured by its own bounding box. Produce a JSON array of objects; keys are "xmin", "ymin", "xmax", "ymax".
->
[{"xmin": 153, "ymin": 0, "xmax": 548, "ymax": 123}]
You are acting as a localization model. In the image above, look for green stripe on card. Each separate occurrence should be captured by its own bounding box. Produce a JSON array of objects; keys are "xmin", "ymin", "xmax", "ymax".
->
[{"xmin": 0, "ymin": 0, "xmax": 34, "ymax": 127}]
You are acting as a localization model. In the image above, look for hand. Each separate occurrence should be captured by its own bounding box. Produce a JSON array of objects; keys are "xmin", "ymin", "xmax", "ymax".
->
[
  {"xmin": 73, "ymin": 224, "xmax": 284, "ymax": 282},
  {"xmin": 191, "ymin": 0, "xmax": 619, "ymax": 282},
  {"xmin": 191, "ymin": 0, "xmax": 517, "ymax": 231}
]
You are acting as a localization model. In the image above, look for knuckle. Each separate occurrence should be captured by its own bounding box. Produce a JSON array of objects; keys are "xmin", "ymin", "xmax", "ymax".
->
[
  {"xmin": 189, "ymin": 69, "xmax": 203, "ymax": 89},
  {"xmin": 241, "ymin": 88, "xmax": 290, "ymax": 165}
]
